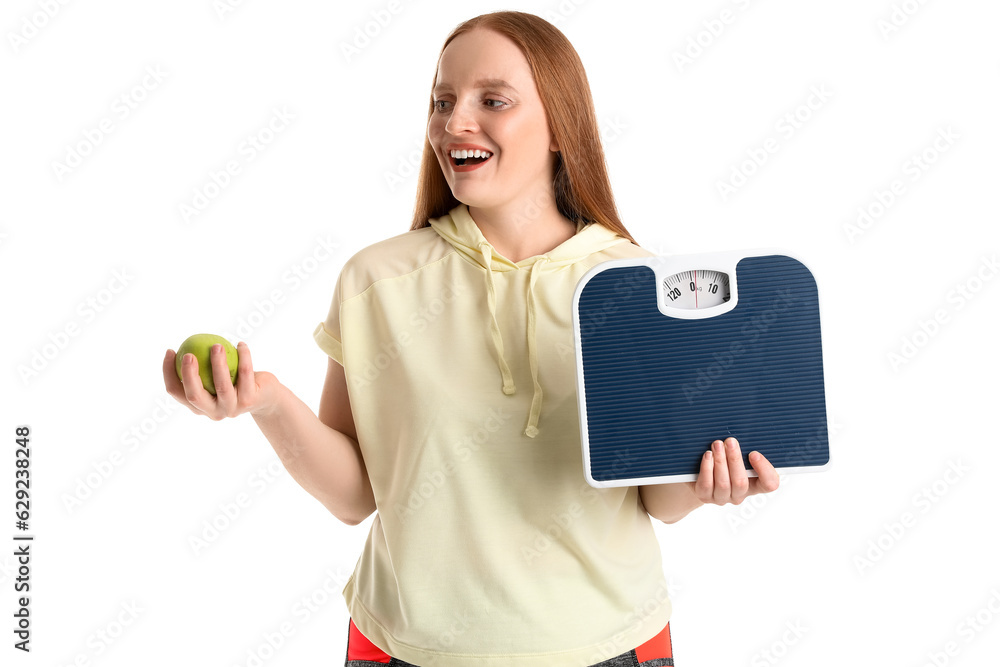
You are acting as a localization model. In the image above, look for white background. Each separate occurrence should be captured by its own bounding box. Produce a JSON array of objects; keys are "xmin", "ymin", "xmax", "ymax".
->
[{"xmin": 2, "ymin": 0, "xmax": 998, "ymax": 665}]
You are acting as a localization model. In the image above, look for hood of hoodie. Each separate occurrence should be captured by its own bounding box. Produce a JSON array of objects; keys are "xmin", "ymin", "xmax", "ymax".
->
[{"xmin": 429, "ymin": 203, "xmax": 631, "ymax": 438}]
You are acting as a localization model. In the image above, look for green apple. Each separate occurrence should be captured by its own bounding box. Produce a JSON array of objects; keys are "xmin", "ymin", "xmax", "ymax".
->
[{"xmin": 174, "ymin": 333, "xmax": 239, "ymax": 395}]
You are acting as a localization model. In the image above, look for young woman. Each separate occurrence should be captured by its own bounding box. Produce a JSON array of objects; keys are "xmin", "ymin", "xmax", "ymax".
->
[{"xmin": 163, "ymin": 11, "xmax": 779, "ymax": 667}]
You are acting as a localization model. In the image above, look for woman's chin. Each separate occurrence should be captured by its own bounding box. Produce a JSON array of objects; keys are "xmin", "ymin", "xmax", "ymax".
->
[{"xmin": 449, "ymin": 188, "xmax": 491, "ymax": 209}]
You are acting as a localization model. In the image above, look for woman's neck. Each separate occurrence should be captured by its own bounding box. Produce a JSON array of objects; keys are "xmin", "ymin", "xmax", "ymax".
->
[{"xmin": 468, "ymin": 194, "xmax": 578, "ymax": 263}]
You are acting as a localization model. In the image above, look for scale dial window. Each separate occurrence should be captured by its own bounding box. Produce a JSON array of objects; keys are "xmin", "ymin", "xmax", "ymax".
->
[{"xmin": 662, "ymin": 269, "xmax": 731, "ymax": 310}]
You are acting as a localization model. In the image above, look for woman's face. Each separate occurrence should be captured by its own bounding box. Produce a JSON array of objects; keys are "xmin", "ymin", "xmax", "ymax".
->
[{"xmin": 428, "ymin": 28, "xmax": 559, "ymax": 211}]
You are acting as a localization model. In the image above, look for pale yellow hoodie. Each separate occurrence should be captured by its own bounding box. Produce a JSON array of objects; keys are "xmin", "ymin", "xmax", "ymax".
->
[{"xmin": 313, "ymin": 203, "xmax": 671, "ymax": 666}]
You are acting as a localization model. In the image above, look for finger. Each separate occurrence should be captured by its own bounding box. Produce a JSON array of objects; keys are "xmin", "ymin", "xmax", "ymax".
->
[
  {"xmin": 694, "ymin": 448, "xmax": 715, "ymax": 502},
  {"xmin": 748, "ymin": 451, "xmax": 781, "ymax": 494},
  {"xmin": 234, "ymin": 341, "xmax": 255, "ymax": 406},
  {"xmin": 724, "ymin": 437, "xmax": 750, "ymax": 504},
  {"xmin": 211, "ymin": 343, "xmax": 238, "ymax": 415},
  {"xmin": 163, "ymin": 349, "xmax": 202, "ymax": 415},
  {"xmin": 711, "ymin": 439, "xmax": 731, "ymax": 504},
  {"xmin": 162, "ymin": 349, "xmax": 183, "ymax": 393},
  {"xmin": 180, "ymin": 350, "xmax": 215, "ymax": 415},
  {"xmin": 226, "ymin": 342, "xmax": 257, "ymax": 416}
]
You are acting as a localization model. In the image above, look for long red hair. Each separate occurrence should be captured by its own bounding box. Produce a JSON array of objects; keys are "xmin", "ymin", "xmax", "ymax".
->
[{"xmin": 408, "ymin": 10, "xmax": 637, "ymax": 246}]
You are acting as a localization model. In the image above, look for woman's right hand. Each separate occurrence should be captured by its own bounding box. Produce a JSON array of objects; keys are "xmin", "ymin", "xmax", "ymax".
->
[{"xmin": 163, "ymin": 341, "xmax": 281, "ymax": 420}]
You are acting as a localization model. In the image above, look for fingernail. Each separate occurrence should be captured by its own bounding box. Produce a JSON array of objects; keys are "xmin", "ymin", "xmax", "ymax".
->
[
  {"xmin": 726, "ymin": 439, "xmax": 736, "ymax": 451},
  {"xmin": 705, "ymin": 450, "xmax": 713, "ymax": 462}
]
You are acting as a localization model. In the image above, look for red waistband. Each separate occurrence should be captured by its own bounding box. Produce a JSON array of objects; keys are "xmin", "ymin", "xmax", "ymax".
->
[
  {"xmin": 635, "ymin": 620, "xmax": 673, "ymax": 662},
  {"xmin": 347, "ymin": 619, "xmax": 392, "ymax": 663},
  {"xmin": 347, "ymin": 618, "xmax": 672, "ymax": 663}
]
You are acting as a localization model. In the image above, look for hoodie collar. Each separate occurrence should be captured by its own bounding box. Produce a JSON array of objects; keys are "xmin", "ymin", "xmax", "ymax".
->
[{"xmin": 429, "ymin": 203, "xmax": 629, "ymax": 438}]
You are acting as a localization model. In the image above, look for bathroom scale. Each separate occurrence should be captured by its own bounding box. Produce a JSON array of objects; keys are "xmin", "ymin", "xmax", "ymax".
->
[{"xmin": 572, "ymin": 249, "xmax": 830, "ymax": 488}]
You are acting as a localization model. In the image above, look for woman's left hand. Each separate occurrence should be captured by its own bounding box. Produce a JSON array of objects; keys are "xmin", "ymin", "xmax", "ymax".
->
[{"xmin": 694, "ymin": 437, "xmax": 780, "ymax": 506}]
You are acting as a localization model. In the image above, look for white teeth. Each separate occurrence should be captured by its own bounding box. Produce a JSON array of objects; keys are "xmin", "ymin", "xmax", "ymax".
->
[{"xmin": 450, "ymin": 149, "xmax": 492, "ymax": 159}]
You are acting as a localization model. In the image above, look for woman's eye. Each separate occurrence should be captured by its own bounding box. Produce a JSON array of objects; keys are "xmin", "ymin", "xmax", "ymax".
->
[{"xmin": 433, "ymin": 98, "xmax": 508, "ymax": 112}]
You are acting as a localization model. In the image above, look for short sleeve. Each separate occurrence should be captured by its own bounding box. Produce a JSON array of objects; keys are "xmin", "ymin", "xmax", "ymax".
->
[{"xmin": 313, "ymin": 268, "xmax": 345, "ymax": 365}]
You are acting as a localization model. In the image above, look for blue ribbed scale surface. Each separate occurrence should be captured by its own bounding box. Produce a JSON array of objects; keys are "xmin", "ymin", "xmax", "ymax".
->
[{"xmin": 578, "ymin": 255, "xmax": 829, "ymax": 484}]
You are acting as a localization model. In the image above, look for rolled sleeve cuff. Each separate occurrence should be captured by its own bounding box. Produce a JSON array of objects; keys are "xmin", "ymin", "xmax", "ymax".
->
[{"xmin": 313, "ymin": 322, "xmax": 343, "ymax": 365}]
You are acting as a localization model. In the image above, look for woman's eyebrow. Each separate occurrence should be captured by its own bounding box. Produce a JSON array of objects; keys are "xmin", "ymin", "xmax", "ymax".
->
[{"xmin": 433, "ymin": 78, "xmax": 519, "ymax": 94}]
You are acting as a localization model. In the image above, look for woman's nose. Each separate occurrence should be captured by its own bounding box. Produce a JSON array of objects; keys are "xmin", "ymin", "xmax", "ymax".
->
[{"xmin": 444, "ymin": 98, "xmax": 479, "ymax": 134}]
